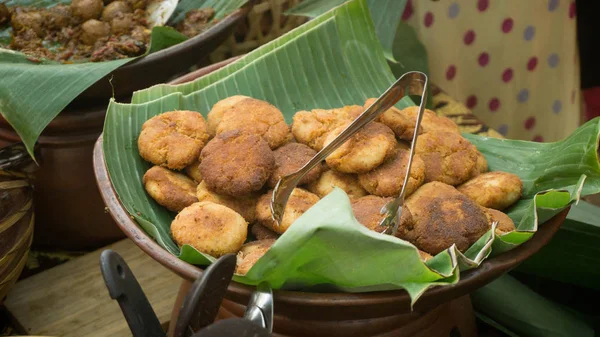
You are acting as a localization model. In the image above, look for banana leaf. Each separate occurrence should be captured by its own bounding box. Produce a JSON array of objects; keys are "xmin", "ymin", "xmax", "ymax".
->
[
  {"xmin": 102, "ymin": 0, "xmax": 600, "ymax": 304},
  {"xmin": 0, "ymin": 0, "xmax": 246, "ymax": 159}
]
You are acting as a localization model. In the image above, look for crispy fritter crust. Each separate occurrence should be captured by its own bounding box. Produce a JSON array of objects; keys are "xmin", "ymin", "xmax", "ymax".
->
[
  {"xmin": 472, "ymin": 151, "xmax": 489, "ymax": 176},
  {"xmin": 143, "ymin": 166, "xmax": 198, "ymax": 212},
  {"xmin": 196, "ymin": 180, "xmax": 258, "ymax": 222},
  {"xmin": 358, "ymin": 149, "xmax": 426, "ymax": 197},
  {"xmin": 171, "ymin": 201, "xmax": 248, "ymax": 257},
  {"xmin": 324, "ymin": 122, "xmax": 396, "ymax": 174},
  {"xmin": 458, "ymin": 172, "xmax": 522, "ymax": 210},
  {"xmin": 397, "ymin": 182, "xmax": 490, "ymax": 255},
  {"xmin": 268, "ymin": 142, "xmax": 323, "ymax": 188},
  {"xmin": 184, "ymin": 160, "xmax": 203, "ymax": 183},
  {"xmin": 415, "ymin": 131, "xmax": 480, "ymax": 185},
  {"xmin": 200, "ymin": 130, "xmax": 275, "ymax": 196},
  {"xmin": 255, "ymin": 188, "xmax": 320, "ymax": 234},
  {"xmin": 207, "ymin": 95, "xmax": 249, "ymax": 137},
  {"xmin": 138, "ymin": 110, "xmax": 209, "ymax": 170},
  {"xmin": 351, "ymin": 195, "xmax": 412, "ymax": 232},
  {"xmin": 306, "ymin": 169, "xmax": 367, "ymax": 199},
  {"xmin": 251, "ymin": 224, "xmax": 280, "ymax": 240},
  {"xmin": 483, "ymin": 207, "xmax": 516, "ymax": 235},
  {"xmin": 235, "ymin": 239, "xmax": 276, "ymax": 275},
  {"xmin": 291, "ymin": 105, "xmax": 363, "ymax": 151}
]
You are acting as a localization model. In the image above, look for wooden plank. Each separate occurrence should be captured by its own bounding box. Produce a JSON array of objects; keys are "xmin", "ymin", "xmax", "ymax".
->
[{"xmin": 4, "ymin": 239, "xmax": 181, "ymax": 337}]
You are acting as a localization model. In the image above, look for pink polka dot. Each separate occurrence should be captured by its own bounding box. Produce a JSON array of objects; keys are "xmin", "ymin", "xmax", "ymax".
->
[
  {"xmin": 524, "ymin": 117, "xmax": 536, "ymax": 130},
  {"xmin": 502, "ymin": 68, "xmax": 513, "ymax": 82},
  {"xmin": 464, "ymin": 30, "xmax": 476, "ymax": 45},
  {"xmin": 466, "ymin": 95, "xmax": 477, "ymax": 109},
  {"xmin": 502, "ymin": 18, "xmax": 514, "ymax": 33},
  {"xmin": 527, "ymin": 57, "xmax": 538, "ymax": 71},
  {"xmin": 569, "ymin": 1, "xmax": 576, "ymax": 18},
  {"xmin": 533, "ymin": 135, "xmax": 544, "ymax": 142},
  {"xmin": 478, "ymin": 52, "xmax": 490, "ymax": 67},
  {"xmin": 424, "ymin": 12, "xmax": 434, "ymax": 27},
  {"xmin": 402, "ymin": 0, "xmax": 414, "ymax": 21},
  {"xmin": 489, "ymin": 98, "xmax": 500, "ymax": 111},
  {"xmin": 477, "ymin": 0, "xmax": 489, "ymax": 12},
  {"xmin": 446, "ymin": 65, "xmax": 457, "ymax": 80}
]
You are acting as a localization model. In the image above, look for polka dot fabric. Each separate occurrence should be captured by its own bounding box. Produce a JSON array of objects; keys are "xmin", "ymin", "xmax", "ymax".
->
[{"xmin": 403, "ymin": 0, "xmax": 580, "ymax": 142}]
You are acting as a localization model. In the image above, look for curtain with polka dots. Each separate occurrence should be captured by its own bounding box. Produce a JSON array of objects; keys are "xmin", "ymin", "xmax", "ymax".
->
[{"xmin": 402, "ymin": 0, "xmax": 579, "ymax": 142}]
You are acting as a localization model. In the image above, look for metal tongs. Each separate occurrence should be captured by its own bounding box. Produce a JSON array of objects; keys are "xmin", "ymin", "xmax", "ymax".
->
[
  {"xmin": 271, "ymin": 71, "xmax": 429, "ymax": 235},
  {"xmin": 100, "ymin": 250, "xmax": 274, "ymax": 337}
]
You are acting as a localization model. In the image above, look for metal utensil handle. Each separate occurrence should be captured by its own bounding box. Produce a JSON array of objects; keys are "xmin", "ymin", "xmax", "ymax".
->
[{"xmin": 243, "ymin": 282, "xmax": 274, "ymax": 332}]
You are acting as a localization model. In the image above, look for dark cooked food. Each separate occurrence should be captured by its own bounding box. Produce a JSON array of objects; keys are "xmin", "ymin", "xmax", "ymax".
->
[
  {"xmin": 484, "ymin": 207, "xmax": 516, "ymax": 236},
  {"xmin": 236, "ymin": 239, "xmax": 276, "ymax": 275},
  {"xmin": 396, "ymin": 182, "xmax": 490, "ymax": 255},
  {"xmin": 196, "ymin": 180, "xmax": 258, "ymax": 223},
  {"xmin": 256, "ymin": 188, "xmax": 320, "ymax": 234},
  {"xmin": 351, "ymin": 195, "xmax": 392, "ymax": 231},
  {"xmin": 306, "ymin": 169, "xmax": 367, "ymax": 199},
  {"xmin": 137, "ymin": 110, "xmax": 209, "ymax": 170},
  {"xmin": 324, "ymin": 122, "xmax": 396, "ymax": 174},
  {"xmin": 212, "ymin": 96, "xmax": 291, "ymax": 149},
  {"xmin": 1, "ymin": 1, "xmax": 215, "ymax": 62},
  {"xmin": 268, "ymin": 142, "xmax": 323, "ymax": 188},
  {"xmin": 143, "ymin": 166, "xmax": 198, "ymax": 212},
  {"xmin": 251, "ymin": 224, "xmax": 280, "ymax": 240},
  {"xmin": 292, "ymin": 105, "xmax": 363, "ymax": 151},
  {"xmin": 199, "ymin": 131, "xmax": 275, "ymax": 196},
  {"xmin": 171, "ymin": 201, "xmax": 247, "ymax": 257},
  {"xmin": 415, "ymin": 131, "xmax": 481, "ymax": 186},
  {"xmin": 358, "ymin": 149, "xmax": 426, "ymax": 197},
  {"xmin": 458, "ymin": 172, "xmax": 523, "ymax": 210}
]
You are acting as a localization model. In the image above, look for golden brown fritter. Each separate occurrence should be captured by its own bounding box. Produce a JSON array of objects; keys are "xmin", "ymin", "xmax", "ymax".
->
[
  {"xmin": 143, "ymin": 166, "xmax": 198, "ymax": 212},
  {"xmin": 458, "ymin": 172, "xmax": 522, "ymax": 210},
  {"xmin": 213, "ymin": 96, "xmax": 291, "ymax": 149},
  {"xmin": 415, "ymin": 131, "xmax": 480, "ymax": 186},
  {"xmin": 324, "ymin": 122, "xmax": 396, "ymax": 174},
  {"xmin": 255, "ymin": 188, "xmax": 320, "ymax": 234},
  {"xmin": 418, "ymin": 250, "xmax": 433, "ymax": 262},
  {"xmin": 207, "ymin": 95, "xmax": 249, "ymax": 137},
  {"xmin": 199, "ymin": 130, "xmax": 275, "ymax": 196},
  {"xmin": 484, "ymin": 207, "xmax": 516, "ymax": 236},
  {"xmin": 472, "ymin": 151, "xmax": 489, "ymax": 176},
  {"xmin": 291, "ymin": 105, "xmax": 363, "ymax": 151},
  {"xmin": 251, "ymin": 224, "xmax": 280, "ymax": 240},
  {"xmin": 138, "ymin": 111, "xmax": 210, "ymax": 170},
  {"xmin": 171, "ymin": 201, "xmax": 248, "ymax": 257},
  {"xmin": 366, "ymin": 99, "xmax": 459, "ymax": 141},
  {"xmin": 358, "ymin": 149, "xmax": 426, "ymax": 197},
  {"xmin": 268, "ymin": 142, "xmax": 323, "ymax": 188},
  {"xmin": 306, "ymin": 169, "xmax": 368, "ymax": 199},
  {"xmin": 196, "ymin": 181, "xmax": 258, "ymax": 223},
  {"xmin": 351, "ymin": 195, "xmax": 413, "ymax": 232},
  {"xmin": 235, "ymin": 239, "xmax": 276, "ymax": 275},
  {"xmin": 184, "ymin": 160, "xmax": 203, "ymax": 183},
  {"xmin": 396, "ymin": 182, "xmax": 490, "ymax": 255}
]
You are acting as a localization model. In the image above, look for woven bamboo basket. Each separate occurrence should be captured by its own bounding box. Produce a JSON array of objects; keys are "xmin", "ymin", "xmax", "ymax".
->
[
  {"xmin": 0, "ymin": 145, "xmax": 35, "ymax": 304},
  {"xmin": 210, "ymin": 0, "xmax": 308, "ymax": 63}
]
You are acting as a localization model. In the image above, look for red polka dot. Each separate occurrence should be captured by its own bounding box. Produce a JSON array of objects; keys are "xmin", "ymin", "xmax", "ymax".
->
[
  {"xmin": 463, "ymin": 30, "xmax": 476, "ymax": 45},
  {"xmin": 466, "ymin": 95, "xmax": 477, "ymax": 109},
  {"xmin": 446, "ymin": 65, "xmax": 457, "ymax": 80},
  {"xmin": 477, "ymin": 0, "xmax": 489, "ymax": 12},
  {"xmin": 502, "ymin": 18, "xmax": 514, "ymax": 33},
  {"xmin": 533, "ymin": 135, "xmax": 544, "ymax": 142},
  {"xmin": 527, "ymin": 57, "xmax": 538, "ymax": 71},
  {"xmin": 478, "ymin": 52, "xmax": 490, "ymax": 67},
  {"xmin": 524, "ymin": 117, "xmax": 536, "ymax": 130},
  {"xmin": 402, "ymin": 0, "xmax": 414, "ymax": 21},
  {"xmin": 569, "ymin": 1, "xmax": 576, "ymax": 18},
  {"xmin": 489, "ymin": 98, "xmax": 500, "ymax": 111},
  {"xmin": 502, "ymin": 68, "xmax": 513, "ymax": 82},
  {"xmin": 424, "ymin": 12, "xmax": 434, "ymax": 27}
]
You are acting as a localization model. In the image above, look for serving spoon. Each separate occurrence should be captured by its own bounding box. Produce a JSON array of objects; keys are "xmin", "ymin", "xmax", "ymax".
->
[{"xmin": 270, "ymin": 71, "xmax": 429, "ymax": 235}]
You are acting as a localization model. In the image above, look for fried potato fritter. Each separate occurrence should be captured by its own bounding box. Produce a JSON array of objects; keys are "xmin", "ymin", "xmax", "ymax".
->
[
  {"xmin": 268, "ymin": 142, "xmax": 323, "ymax": 188},
  {"xmin": 458, "ymin": 171, "xmax": 523, "ymax": 210},
  {"xmin": 291, "ymin": 105, "xmax": 363, "ymax": 151},
  {"xmin": 472, "ymin": 151, "xmax": 489, "ymax": 176},
  {"xmin": 358, "ymin": 149, "xmax": 426, "ymax": 197},
  {"xmin": 171, "ymin": 201, "xmax": 248, "ymax": 257},
  {"xmin": 350, "ymin": 195, "xmax": 391, "ymax": 232},
  {"xmin": 200, "ymin": 131, "xmax": 275, "ymax": 196},
  {"xmin": 196, "ymin": 181, "xmax": 258, "ymax": 223},
  {"xmin": 143, "ymin": 166, "xmax": 198, "ymax": 212},
  {"xmin": 256, "ymin": 188, "xmax": 320, "ymax": 234},
  {"xmin": 251, "ymin": 224, "xmax": 280, "ymax": 240},
  {"xmin": 207, "ymin": 95, "xmax": 249, "ymax": 137},
  {"xmin": 236, "ymin": 239, "xmax": 276, "ymax": 275},
  {"xmin": 306, "ymin": 169, "xmax": 368, "ymax": 199},
  {"xmin": 397, "ymin": 182, "xmax": 490, "ymax": 255},
  {"xmin": 184, "ymin": 160, "xmax": 203, "ymax": 183},
  {"xmin": 484, "ymin": 207, "xmax": 516, "ymax": 236},
  {"xmin": 138, "ymin": 110, "xmax": 210, "ymax": 170},
  {"xmin": 324, "ymin": 122, "xmax": 396, "ymax": 174}
]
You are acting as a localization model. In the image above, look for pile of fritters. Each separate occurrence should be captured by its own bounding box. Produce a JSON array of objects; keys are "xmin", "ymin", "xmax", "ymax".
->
[{"xmin": 137, "ymin": 95, "xmax": 523, "ymax": 274}]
